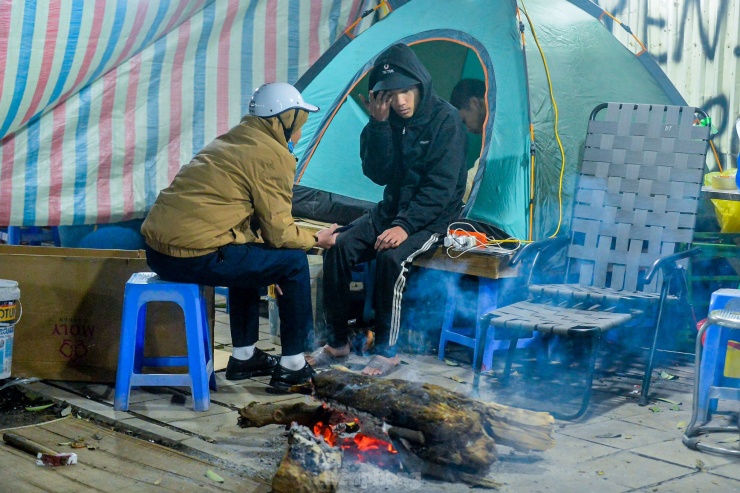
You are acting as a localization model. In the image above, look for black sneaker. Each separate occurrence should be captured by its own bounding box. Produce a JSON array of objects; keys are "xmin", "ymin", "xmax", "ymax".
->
[
  {"xmin": 225, "ymin": 348, "xmax": 278, "ymax": 380},
  {"xmin": 268, "ymin": 362, "xmax": 315, "ymax": 394}
]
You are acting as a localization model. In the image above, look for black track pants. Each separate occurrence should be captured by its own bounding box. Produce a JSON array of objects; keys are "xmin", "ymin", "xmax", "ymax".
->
[{"xmin": 321, "ymin": 214, "xmax": 440, "ymax": 357}]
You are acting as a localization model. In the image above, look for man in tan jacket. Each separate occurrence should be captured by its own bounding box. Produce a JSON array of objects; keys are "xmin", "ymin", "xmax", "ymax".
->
[{"xmin": 141, "ymin": 82, "xmax": 336, "ymax": 392}]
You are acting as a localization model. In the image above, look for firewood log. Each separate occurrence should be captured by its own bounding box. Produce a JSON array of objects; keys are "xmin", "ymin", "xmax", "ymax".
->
[
  {"xmin": 238, "ymin": 401, "xmax": 332, "ymax": 429},
  {"xmin": 272, "ymin": 424, "xmax": 342, "ymax": 493}
]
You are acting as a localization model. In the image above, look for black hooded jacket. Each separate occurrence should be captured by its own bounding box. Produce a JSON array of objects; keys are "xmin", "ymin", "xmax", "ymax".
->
[{"xmin": 361, "ymin": 43, "xmax": 467, "ymax": 235}]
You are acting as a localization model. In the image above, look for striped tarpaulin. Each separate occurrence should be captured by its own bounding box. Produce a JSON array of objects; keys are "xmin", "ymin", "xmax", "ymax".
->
[{"xmin": 0, "ymin": 0, "xmax": 369, "ymax": 226}]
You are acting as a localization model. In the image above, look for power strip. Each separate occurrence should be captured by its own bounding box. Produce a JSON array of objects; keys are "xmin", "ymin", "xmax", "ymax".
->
[{"xmin": 444, "ymin": 231, "xmax": 482, "ymax": 250}]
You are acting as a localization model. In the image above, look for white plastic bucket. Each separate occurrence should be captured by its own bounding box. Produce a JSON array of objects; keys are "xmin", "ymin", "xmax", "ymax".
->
[{"xmin": 0, "ymin": 280, "xmax": 21, "ymax": 379}]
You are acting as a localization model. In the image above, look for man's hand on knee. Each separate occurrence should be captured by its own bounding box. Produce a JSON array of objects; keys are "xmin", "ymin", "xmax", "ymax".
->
[{"xmin": 375, "ymin": 226, "xmax": 408, "ymax": 251}]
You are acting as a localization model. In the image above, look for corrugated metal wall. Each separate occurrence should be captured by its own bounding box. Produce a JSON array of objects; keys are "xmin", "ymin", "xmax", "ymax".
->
[{"xmin": 596, "ymin": 0, "xmax": 740, "ymax": 170}]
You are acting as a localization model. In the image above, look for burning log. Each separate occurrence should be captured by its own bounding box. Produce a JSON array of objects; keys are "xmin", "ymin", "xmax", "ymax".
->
[
  {"xmin": 311, "ymin": 370, "xmax": 554, "ymax": 471},
  {"xmin": 272, "ymin": 424, "xmax": 342, "ymax": 493}
]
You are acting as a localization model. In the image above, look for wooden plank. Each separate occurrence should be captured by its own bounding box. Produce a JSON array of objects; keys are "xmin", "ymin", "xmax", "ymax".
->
[
  {"xmin": 294, "ymin": 220, "xmax": 327, "ymax": 234},
  {"xmin": 412, "ymin": 247, "xmax": 519, "ymax": 280},
  {"xmin": 0, "ymin": 418, "xmax": 269, "ymax": 493},
  {"xmin": 15, "ymin": 419, "xmax": 243, "ymax": 492},
  {"xmin": 0, "ymin": 443, "xmax": 105, "ymax": 493},
  {"xmin": 299, "ymin": 221, "xmax": 522, "ymax": 280}
]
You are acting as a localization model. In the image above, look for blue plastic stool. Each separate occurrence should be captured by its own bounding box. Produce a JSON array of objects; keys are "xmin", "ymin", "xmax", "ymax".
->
[
  {"xmin": 361, "ymin": 260, "xmax": 376, "ymax": 324},
  {"xmin": 347, "ymin": 260, "xmax": 376, "ymax": 325},
  {"xmin": 683, "ymin": 298, "xmax": 740, "ymax": 456},
  {"xmin": 438, "ymin": 276, "xmax": 541, "ymax": 370},
  {"xmin": 438, "ymin": 276, "xmax": 497, "ymax": 369},
  {"xmin": 114, "ymin": 272, "xmax": 216, "ymax": 412},
  {"xmin": 694, "ymin": 289, "xmax": 740, "ymax": 421}
]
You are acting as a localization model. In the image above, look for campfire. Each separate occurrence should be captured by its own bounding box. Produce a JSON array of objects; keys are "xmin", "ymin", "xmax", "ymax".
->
[{"xmin": 239, "ymin": 369, "xmax": 555, "ymax": 492}]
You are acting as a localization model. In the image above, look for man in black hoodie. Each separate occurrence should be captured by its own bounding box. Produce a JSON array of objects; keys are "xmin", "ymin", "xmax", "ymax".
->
[{"xmin": 309, "ymin": 43, "xmax": 467, "ymax": 375}]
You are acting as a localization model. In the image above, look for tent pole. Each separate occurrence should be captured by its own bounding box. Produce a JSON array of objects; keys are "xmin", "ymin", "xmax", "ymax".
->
[{"xmin": 517, "ymin": 5, "xmax": 535, "ymax": 242}]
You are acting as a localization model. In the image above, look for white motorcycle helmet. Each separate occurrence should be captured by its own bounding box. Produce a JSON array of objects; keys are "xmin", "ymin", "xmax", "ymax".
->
[{"xmin": 249, "ymin": 82, "xmax": 319, "ymax": 117}]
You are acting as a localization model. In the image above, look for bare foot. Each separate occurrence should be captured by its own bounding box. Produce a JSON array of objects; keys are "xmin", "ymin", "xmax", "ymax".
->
[
  {"xmin": 361, "ymin": 354, "xmax": 401, "ymax": 376},
  {"xmin": 306, "ymin": 343, "xmax": 350, "ymax": 367}
]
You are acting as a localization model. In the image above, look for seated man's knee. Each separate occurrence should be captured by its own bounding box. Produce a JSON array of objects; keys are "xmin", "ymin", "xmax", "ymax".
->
[
  {"xmin": 285, "ymin": 248, "xmax": 307, "ymax": 263},
  {"xmin": 376, "ymin": 247, "xmax": 404, "ymax": 267},
  {"xmin": 325, "ymin": 232, "xmax": 356, "ymax": 261},
  {"xmin": 281, "ymin": 249, "xmax": 309, "ymax": 276},
  {"xmin": 333, "ymin": 231, "xmax": 355, "ymax": 250}
]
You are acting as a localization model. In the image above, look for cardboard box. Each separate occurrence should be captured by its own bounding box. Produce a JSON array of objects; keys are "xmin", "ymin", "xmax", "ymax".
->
[{"xmin": 0, "ymin": 245, "xmax": 214, "ymax": 383}]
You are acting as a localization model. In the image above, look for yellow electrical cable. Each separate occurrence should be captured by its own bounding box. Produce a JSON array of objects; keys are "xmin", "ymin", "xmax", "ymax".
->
[
  {"xmin": 519, "ymin": 0, "xmax": 566, "ymax": 238},
  {"xmin": 486, "ymin": 239, "xmax": 533, "ymax": 244}
]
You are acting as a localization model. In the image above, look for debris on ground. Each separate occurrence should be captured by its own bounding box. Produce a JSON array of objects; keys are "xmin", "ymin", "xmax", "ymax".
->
[
  {"xmin": 659, "ymin": 370, "xmax": 677, "ymax": 380},
  {"xmin": 206, "ymin": 469, "xmax": 225, "ymax": 483},
  {"xmin": 0, "ymin": 382, "xmax": 62, "ymax": 428},
  {"xmin": 595, "ymin": 433, "xmax": 621, "ymax": 439}
]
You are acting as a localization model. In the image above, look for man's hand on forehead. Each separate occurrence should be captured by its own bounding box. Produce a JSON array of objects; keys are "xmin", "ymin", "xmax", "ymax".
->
[{"xmin": 366, "ymin": 90, "xmax": 392, "ymax": 122}]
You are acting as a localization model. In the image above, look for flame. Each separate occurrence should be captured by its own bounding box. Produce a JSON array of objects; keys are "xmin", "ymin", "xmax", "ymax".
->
[
  {"xmin": 353, "ymin": 433, "xmax": 397, "ymax": 454},
  {"xmin": 312, "ymin": 421, "xmax": 397, "ymax": 455},
  {"xmin": 313, "ymin": 421, "xmax": 337, "ymax": 447}
]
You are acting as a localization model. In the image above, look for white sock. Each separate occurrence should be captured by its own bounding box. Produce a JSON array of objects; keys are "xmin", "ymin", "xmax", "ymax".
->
[
  {"xmin": 280, "ymin": 354, "xmax": 305, "ymax": 371},
  {"xmin": 232, "ymin": 345, "xmax": 255, "ymax": 361}
]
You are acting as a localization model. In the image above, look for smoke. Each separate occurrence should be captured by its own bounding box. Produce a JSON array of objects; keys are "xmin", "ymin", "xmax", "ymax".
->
[{"xmin": 396, "ymin": 265, "xmax": 461, "ymax": 355}]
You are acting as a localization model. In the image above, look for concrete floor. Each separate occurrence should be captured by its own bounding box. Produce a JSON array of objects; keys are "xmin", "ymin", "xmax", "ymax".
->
[{"xmin": 21, "ymin": 300, "xmax": 740, "ymax": 492}]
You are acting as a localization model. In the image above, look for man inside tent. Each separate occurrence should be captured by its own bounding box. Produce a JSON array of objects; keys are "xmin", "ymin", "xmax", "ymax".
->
[
  {"xmin": 450, "ymin": 78, "xmax": 487, "ymax": 135},
  {"xmin": 450, "ymin": 78, "xmax": 488, "ymax": 202},
  {"xmin": 141, "ymin": 82, "xmax": 337, "ymax": 393},
  {"xmin": 308, "ymin": 43, "xmax": 467, "ymax": 376}
]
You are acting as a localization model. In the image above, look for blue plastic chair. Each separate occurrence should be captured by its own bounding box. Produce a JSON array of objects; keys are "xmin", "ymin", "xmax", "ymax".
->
[{"xmin": 114, "ymin": 272, "xmax": 216, "ymax": 412}]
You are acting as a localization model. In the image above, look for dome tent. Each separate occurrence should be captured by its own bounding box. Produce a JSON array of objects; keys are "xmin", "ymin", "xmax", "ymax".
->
[{"xmin": 292, "ymin": 0, "xmax": 685, "ymax": 240}]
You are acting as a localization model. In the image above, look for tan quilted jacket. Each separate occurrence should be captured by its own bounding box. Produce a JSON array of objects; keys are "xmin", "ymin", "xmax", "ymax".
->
[{"xmin": 141, "ymin": 113, "xmax": 315, "ymax": 257}]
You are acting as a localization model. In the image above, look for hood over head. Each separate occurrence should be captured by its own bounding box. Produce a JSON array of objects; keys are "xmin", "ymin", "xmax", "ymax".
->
[
  {"xmin": 276, "ymin": 108, "xmax": 309, "ymax": 135},
  {"xmin": 243, "ymin": 109, "xmax": 309, "ymax": 149},
  {"xmin": 368, "ymin": 43, "xmax": 436, "ymax": 124}
]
